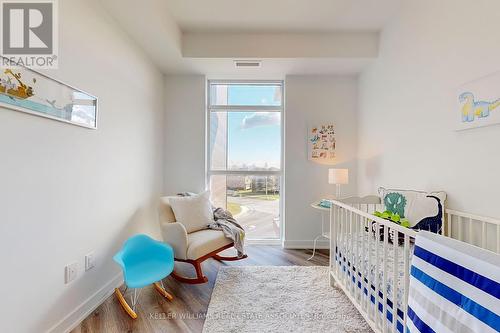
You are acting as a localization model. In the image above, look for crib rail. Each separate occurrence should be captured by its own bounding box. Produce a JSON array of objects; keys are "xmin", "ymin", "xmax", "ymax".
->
[
  {"xmin": 446, "ymin": 209, "xmax": 500, "ymax": 253},
  {"xmin": 329, "ymin": 199, "xmax": 416, "ymax": 333}
]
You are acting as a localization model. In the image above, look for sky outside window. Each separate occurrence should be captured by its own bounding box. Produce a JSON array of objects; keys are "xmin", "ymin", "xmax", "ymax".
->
[
  {"xmin": 210, "ymin": 84, "xmax": 282, "ymax": 170},
  {"xmin": 228, "ymin": 111, "xmax": 281, "ymax": 169}
]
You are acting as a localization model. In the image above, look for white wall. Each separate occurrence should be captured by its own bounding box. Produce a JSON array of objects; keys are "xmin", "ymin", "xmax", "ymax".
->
[
  {"xmin": 284, "ymin": 76, "xmax": 358, "ymax": 248},
  {"xmin": 0, "ymin": 1, "xmax": 164, "ymax": 332},
  {"xmin": 357, "ymin": 0, "xmax": 500, "ymax": 218},
  {"xmin": 164, "ymin": 75, "xmax": 206, "ymax": 195}
]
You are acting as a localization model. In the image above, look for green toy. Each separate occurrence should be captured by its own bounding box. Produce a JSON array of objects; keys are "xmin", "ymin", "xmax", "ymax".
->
[{"xmin": 373, "ymin": 210, "xmax": 411, "ymax": 228}]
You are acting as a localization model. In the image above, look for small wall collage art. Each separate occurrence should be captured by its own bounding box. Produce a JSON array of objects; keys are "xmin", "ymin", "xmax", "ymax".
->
[{"xmin": 308, "ymin": 124, "xmax": 336, "ymax": 160}]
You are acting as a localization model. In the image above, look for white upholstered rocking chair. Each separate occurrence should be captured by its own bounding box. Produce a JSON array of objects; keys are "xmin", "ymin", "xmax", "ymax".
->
[{"xmin": 158, "ymin": 196, "xmax": 247, "ymax": 284}]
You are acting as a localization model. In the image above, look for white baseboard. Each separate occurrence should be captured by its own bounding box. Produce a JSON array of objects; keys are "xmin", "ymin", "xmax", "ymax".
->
[
  {"xmin": 47, "ymin": 273, "xmax": 123, "ymax": 333},
  {"xmin": 282, "ymin": 239, "xmax": 329, "ymax": 249}
]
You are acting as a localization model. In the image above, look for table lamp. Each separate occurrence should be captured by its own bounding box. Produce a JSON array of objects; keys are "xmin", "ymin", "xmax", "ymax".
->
[{"xmin": 328, "ymin": 168, "xmax": 349, "ymax": 198}]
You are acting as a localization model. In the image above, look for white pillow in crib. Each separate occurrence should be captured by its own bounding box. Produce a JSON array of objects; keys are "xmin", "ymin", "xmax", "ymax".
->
[
  {"xmin": 378, "ymin": 187, "xmax": 446, "ymax": 233},
  {"xmin": 168, "ymin": 191, "xmax": 214, "ymax": 233}
]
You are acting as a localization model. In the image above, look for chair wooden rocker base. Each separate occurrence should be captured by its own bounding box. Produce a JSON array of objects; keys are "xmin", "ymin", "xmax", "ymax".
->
[
  {"xmin": 114, "ymin": 281, "xmax": 174, "ymax": 319},
  {"xmin": 171, "ymin": 243, "xmax": 248, "ymax": 284}
]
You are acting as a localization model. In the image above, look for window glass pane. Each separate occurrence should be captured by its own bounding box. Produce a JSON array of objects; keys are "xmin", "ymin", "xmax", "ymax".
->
[
  {"xmin": 210, "ymin": 175, "xmax": 280, "ymax": 239},
  {"xmin": 210, "ymin": 84, "xmax": 282, "ymax": 106},
  {"xmin": 208, "ymin": 82, "xmax": 283, "ymax": 240},
  {"xmin": 227, "ymin": 112, "xmax": 281, "ymax": 171},
  {"xmin": 209, "ymin": 175, "xmax": 227, "ymax": 209},
  {"xmin": 210, "ymin": 111, "xmax": 281, "ymax": 171},
  {"xmin": 209, "ymin": 112, "xmax": 227, "ymax": 170}
]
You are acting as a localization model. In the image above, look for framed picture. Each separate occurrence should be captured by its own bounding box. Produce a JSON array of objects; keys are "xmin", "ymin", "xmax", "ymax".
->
[
  {"xmin": 0, "ymin": 57, "xmax": 97, "ymax": 129},
  {"xmin": 308, "ymin": 123, "xmax": 336, "ymax": 160},
  {"xmin": 456, "ymin": 71, "xmax": 500, "ymax": 131}
]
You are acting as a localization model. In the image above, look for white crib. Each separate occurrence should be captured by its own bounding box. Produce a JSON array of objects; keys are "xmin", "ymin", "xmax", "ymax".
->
[{"xmin": 328, "ymin": 196, "xmax": 500, "ymax": 333}]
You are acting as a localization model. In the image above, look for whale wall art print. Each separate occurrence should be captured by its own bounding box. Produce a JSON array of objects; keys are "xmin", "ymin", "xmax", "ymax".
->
[
  {"xmin": 457, "ymin": 71, "xmax": 500, "ymax": 131},
  {"xmin": 0, "ymin": 57, "xmax": 97, "ymax": 129}
]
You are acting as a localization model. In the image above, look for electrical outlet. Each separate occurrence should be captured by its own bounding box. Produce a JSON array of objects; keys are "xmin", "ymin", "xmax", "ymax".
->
[
  {"xmin": 85, "ymin": 252, "xmax": 95, "ymax": 271},
  {"xmin": 65, "ymin": 262, "xmax": 78, "ymax": 284}
]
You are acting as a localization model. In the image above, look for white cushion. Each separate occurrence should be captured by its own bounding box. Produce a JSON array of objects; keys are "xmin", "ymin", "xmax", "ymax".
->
[
  {"xmin": 186, "ymin": 229, "xmax": 233, "ymax": 260},
  {"xmin": 379, "ymin": 187, "xmax": 446, "ymax": 232},
  {"xmin": 168, "ymin": 191, "xmax": 214, "ymax": 233}
]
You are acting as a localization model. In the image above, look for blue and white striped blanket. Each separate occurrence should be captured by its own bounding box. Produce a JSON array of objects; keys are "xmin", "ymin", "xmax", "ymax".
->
[{"xmin": 407, "ymin": 231, "xmax": 500, "ymax": 333}]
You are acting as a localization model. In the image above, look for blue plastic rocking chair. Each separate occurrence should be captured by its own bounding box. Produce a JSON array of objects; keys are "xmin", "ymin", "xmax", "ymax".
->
[{"xmin": 113, "ymin": 234, "xmax": 174, "ymax": 319}]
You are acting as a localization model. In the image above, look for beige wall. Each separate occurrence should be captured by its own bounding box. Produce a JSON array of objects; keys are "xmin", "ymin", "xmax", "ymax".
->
[
  {"xmin": 0, "ymin": 0, "xmax": 164, "ymax": 331},
  {"xmin": 357, "ymin": 0, "xmax": 500, "ymax": 218},
  {"xmin": 284, "ymin": 75, "xmax": 358, "ymax": 248},
  {"xmin": 164, "ymin": 75, "xmax": 207, "ymax": 195}
]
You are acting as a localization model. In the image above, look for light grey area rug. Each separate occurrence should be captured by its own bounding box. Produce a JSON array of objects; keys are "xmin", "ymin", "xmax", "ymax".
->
[{"xmin": 202, "ymin": 266, "xmax": 372, "ymax": 333}]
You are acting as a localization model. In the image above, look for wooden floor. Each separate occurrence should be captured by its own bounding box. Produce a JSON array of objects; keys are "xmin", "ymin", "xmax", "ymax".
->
[{"xmin": 73, "ymin": 246, "xmax": 328, "ymax": 333}]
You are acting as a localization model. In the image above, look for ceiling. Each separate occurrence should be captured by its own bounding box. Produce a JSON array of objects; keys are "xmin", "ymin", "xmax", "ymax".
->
[
  {"xmin": 101, "ymin": 0, "xmax": 402, "ymax": 76},
  {"xmin": 186, "ymin": 58, "xmax": 376, "ymax": 79},
  {"xmin": 164, "ymin": 0, "xmax": 401, "ymax": 33}
]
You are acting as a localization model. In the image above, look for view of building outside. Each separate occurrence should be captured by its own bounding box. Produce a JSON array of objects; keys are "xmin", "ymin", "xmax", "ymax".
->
[{"xmin": 208, "ymin": 82, "xmax": 282, "ymax": 239}]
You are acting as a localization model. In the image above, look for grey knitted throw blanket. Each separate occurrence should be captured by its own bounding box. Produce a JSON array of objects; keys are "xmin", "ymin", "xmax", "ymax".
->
[{"xmin": 177, "ymin": 192, "xmax": 246, "ymax": 258}]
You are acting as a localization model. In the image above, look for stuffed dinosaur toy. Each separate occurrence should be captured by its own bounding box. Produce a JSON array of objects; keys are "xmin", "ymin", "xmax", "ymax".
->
[{"xmin": 373, "ymin": 210, "xmax": 411, "ymax": 228}]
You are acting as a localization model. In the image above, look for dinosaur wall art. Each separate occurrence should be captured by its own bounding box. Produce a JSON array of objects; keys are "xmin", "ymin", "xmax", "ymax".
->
[
  {"xmin": 459, "ymin": 92, "xmax": 500, "ymax": 122},
  {"xmin": 457, "ymin": 71, "xmax": 500, "ymax": 130}
]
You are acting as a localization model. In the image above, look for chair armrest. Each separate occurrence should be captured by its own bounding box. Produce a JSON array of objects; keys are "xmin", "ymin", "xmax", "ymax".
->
[{"xmin": 160, "ymin": 222, "xmax": 188, "ymax": 260}]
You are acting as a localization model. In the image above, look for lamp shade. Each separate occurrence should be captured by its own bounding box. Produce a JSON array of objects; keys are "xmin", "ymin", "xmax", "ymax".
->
[{"xmin": 328, "ymin": 168, "xmax": 349, "ymax": 185}]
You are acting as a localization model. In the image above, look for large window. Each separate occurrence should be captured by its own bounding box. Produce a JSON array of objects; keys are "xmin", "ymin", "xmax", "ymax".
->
[{"xmin": 207, "ymin": 81, "xmax": 283, "ymax": 240}]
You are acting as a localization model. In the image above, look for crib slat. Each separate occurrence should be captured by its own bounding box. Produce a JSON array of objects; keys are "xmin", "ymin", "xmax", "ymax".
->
[
  {"xmin": 351, "ymin": 211, "xmax": 356, "ymax": 297},
  {"xmin": 469, "ymin": 217, "xmax": 473, "ymax": 244},
  {"xmin": 458, "ymin": 216, "xmax": 463, "ymax": 241},
  {"xmin": 375, "ymin": 221, "xmax": 380, "ymax": 329},
  {"xmin": 336, "ymin": 206, "xmax": 340, "ymax": 276},
  {"xmin": 497, "ymin": 225, "xmax": 500, "ymax": 254},
  {"xmin": 481, "ymin": 221, "xmax": 486, "ymax": 249},
  {"xmin": 403, "ymin": 234, "xmax": 410, "ymax": 333},
  {"xmin": 328, "ymin": 205, "xmax": 336, "ymax": 280},
  {"xmin": 338, "ymin": 208, "xmax": 342, "ymax": 284},
  {"xmin": 357, "ymin": 213, "xmax": 361, "ymax": 302},
  {"xmin": 335, "ymin": 207, "xmax": 340, "ymax": 279},
  {"xmin": 345, "ymin": 210, "xmax": 349, "ymax": 290},
  {"xmin": 383, "ymin": 224, "xmax": 388, "ymax": 333},
  {"xmin": 338, "ymin": 206, "xmax": 342, "ymax": 276},
  {"xmin": 361, "ymin": 216, "xmax": 366, "ymax": 312},
  {"xmin": 355, "ymin": 211, "xmax": 359, "ymax": 301},
  {"xmin": 392, "ymin": 230, "xmax": 398, "ymax": 333},
  {"xmin": 347, "ymin": 210, "xmax": 351, "ymax": 294},
  {"xmin": 350, "ymin": 211, "xmax": 354, "ymax": 295},
  {"xmin": 367, "ymin": 217, "xmax": 372, "ymax": 319},
  {"xmin": 343, "ymin": 209, "xmax": 348, "ymax": 287},
  {"xmin": 333, "ymin": 206, "xmax": 337, "ymax": 276},
  {"xmin": 446, "ymin": 213, "xmax": 453, "ymax": 237},
  {"xmin": 340, "ymin": 208, "xmax": 344, "ymax": 286}
]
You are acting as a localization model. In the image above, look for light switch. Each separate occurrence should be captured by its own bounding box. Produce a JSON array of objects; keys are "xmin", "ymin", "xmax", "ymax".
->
[
  {"xmin": 65, "ymin": 262, "xmax": 78, "ymax": 283},
  {"xmin": 85, "ymin": 252, "xmax": 95, "ymax": 271}
]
